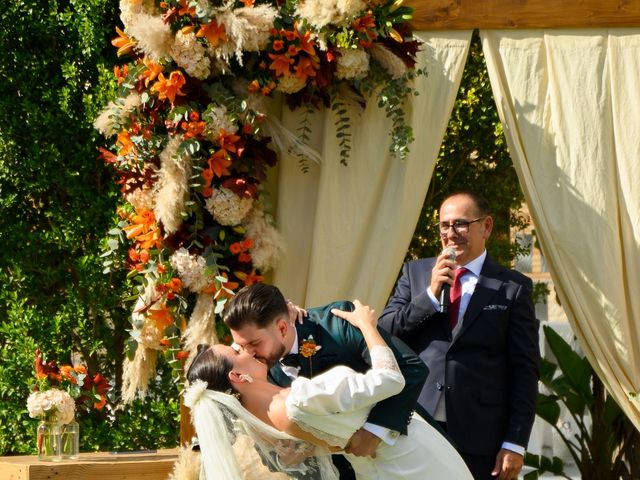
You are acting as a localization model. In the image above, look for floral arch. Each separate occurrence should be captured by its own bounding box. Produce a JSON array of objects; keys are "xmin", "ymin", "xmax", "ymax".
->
[{"xmin": 97, "ymin": 0, "xmax": 426, "ymax": 403}]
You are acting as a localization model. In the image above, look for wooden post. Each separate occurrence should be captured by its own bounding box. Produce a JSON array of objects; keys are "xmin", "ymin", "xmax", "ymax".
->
[{"xmin": 180, "ymin": 397, "xmax": 195, "ymax": 446}]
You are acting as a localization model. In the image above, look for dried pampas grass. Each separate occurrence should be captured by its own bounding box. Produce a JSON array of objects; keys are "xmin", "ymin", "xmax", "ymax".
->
[
  {"xmin": 154, "ymin": 137, "xmax": 192, "ymax": 234},
  {"xmin": 182, "ymin": 293, "xmax": 218, "ymax": 371},
  {"xmin": 121, "ymin": 347, "xmax": 157, "ymax": 404},
  {"xmin": 168, "ymin": 445, "xmax": 201, "ymax": 480}
]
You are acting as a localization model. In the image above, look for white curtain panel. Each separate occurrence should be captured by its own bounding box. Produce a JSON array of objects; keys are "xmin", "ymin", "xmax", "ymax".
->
[
  {"xmin": 271, "ymin": 31, "xmax": 472, "ymax": 312},
  {"xmin": 482, "ymin": 29, "xmax": 640, "ymax": 428}
]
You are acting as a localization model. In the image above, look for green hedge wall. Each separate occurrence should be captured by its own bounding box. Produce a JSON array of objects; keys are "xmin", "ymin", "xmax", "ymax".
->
[{"xmin": 0, "ymin": 0, "xmax": 178, "ymax": 455}]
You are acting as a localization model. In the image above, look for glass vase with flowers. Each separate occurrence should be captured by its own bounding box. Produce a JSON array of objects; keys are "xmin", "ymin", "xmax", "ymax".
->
[{"xmin": 27, "ymin": 349, "xmax": 111, "ymax": 461}]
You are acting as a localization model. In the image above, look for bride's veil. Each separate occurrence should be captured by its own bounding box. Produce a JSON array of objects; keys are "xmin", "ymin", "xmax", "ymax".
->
[{"xmin": 184, "ymin": 380, "xmax": 339, "ymax": 480}]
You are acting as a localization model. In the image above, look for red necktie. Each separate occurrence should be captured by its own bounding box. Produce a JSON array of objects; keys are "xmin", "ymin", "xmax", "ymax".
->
[{"xmin": 449, "ymin": 267, "xmax": 467, "ymax": 329}]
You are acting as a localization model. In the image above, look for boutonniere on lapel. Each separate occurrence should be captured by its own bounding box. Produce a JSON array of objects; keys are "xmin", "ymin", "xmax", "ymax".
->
[{"xmin": 299, "ymin": 335, "xmax": 322, "ymax": 376}]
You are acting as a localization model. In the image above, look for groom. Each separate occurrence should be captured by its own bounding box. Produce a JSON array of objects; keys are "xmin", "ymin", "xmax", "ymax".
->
[{"xmin": 224, "ymin": 283, "xmax": 430, "ymax": 479}]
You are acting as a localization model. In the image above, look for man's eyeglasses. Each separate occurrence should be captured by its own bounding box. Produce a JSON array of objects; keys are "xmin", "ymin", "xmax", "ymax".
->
[{"xmin": 435, "ymin": 217, "xmax": 486, "ymax": 237}]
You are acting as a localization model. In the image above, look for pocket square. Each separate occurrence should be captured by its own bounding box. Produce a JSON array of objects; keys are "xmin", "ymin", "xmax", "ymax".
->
[{"xmin": 483, "ymin": 304, "xmax": 508, "ymax": 311}]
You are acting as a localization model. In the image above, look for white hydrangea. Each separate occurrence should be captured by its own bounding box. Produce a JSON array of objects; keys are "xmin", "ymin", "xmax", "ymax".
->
[
  {"xmin": 170, "ymin": 248, "xmax": 211, "ymax": 292},
  {"xmin": 27, "ymin": 389, "xmax": 76, "ymax": 425},
  {"xmin": 276, "ymin": 75, "xmax": 307, "ymax": 94},
  {"xmin": 170, "ymin": 31, "xmax": 211, "ymax": 80},
  {"xmin": 205, "ymin": 187, "xmax": 254, "ymax": 226},
  {"xmin": 335, "ymin": 47, "xmax": 370, "ymax": 79},
  {"xmin": 204, "ymin": 105, "xmax": 238, "ymax": 137}
]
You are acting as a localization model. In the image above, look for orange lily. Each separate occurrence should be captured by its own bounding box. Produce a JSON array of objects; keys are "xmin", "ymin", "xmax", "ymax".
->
[
  {"xmin": 352, "ymin": 12, "xmax": 376, "ymax": 32},
  {"xmin": 235, "ymin": 270, "xmax": 264, "ymax": 286},
  {"xmin": 151, "ymin": 71, "xmax": 186, "ymax": 104},
  {"xmin": 116, "ymin": 130, "xmax": 136, "ymax": 156},
  {"xmin": 196, "ymin": 20, "xmax": 227, "ymax": 47},
  {"xmin": 298, "ymin": 30, "xmax": 317, "ymax": 57},
  {"xmin": 148, "ymin": 303, "xmax": 174, "ymax": 331},
  {"xmin": 268, "ymin": 53, "xmax": 294, "ymax": 77},
  {"xmin": 114, "ymin": 64, "xmax": 129, "ymax": 85},
  {"xmin": 240, "ymin": 0, "xmax": 255, "ymax": 6},
  {"xmin": 135, "ymin": 228, "xmax": 162, "ymax": 251},
  {"xmin": 141, "ymin": 58, "xmax": 164, "ymax": 87},
  {"xmin": 208, "ymin": 150, "xmax": 232, "ymax": 178},
  {"xmin": 59, "ymin": 365, "xmax": 76, "ymax": 383},
  {"xmin": 112, "ymin": 27, "xmax": 136, "ymax": 57},
  {"xmin": 123, "ymin": 208, "xmax": 156, "ymax": 239},
  {"xmin": 295, "ymin": 56, "xmax": 318, "ymax": 81},
  {"xmin": 177, "ymin": 0, "xmax": 196, "ymax": 16},
  {"xmin": 217, "ymin": 130, "xmax": 240, "ymax": 152},
  {"xmin": 202, "ymin": 168, "xmax": 214, "ymax": 183}
]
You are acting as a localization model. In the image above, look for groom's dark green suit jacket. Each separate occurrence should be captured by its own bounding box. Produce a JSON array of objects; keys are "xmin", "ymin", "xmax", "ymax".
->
[{"xmin": 268, "ymin": 300, "xmax": 428, "ymax": 435}]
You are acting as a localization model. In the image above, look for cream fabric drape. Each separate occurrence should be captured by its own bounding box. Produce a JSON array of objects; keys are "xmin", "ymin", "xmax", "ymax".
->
[
  {"xmin": 482, "ymin": 29, "xmax": 640, "ymax": 428},
  {"xmin": 271, "ymin": 31, "xmax": 472, "ymax": 312}
]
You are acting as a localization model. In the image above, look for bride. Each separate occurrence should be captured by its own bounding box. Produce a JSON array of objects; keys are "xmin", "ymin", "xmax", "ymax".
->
[{"xmin": 185, "ymin": 300, "xmax": 473, "ymax": 479}]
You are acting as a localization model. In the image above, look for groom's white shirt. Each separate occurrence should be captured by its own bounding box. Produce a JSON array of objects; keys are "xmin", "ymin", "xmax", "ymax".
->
[{"xmin": 280, "ymin": 328, "xmax": 399, "ymax": 446}]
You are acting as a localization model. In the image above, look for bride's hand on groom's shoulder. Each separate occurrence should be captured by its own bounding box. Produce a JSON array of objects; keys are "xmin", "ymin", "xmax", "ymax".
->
[
  {"xmin": 331, "ymin": 300, "xmax": 377, "ymax": 331},
  {"xmin": 287, "ymin": 300, "xmax": 307, "ymax": 324}
]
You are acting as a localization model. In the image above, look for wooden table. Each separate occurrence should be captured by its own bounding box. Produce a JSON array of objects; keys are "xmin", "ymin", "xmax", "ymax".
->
[{"xmin": 0, "ymin": 449, "xmax": 180, "ymax": 480}]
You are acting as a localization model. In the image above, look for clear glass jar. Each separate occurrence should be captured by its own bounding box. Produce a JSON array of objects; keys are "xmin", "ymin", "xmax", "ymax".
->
[
  {"xmin": 37, "ymin": 420, "xmax": 62, "ymax": 461},
  {"xmin": 60, "ymin": 419, "xmax": 80, "ymax": 459}
]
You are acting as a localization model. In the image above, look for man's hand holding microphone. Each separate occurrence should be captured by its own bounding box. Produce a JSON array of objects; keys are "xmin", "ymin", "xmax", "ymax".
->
[{"xmin": 432, "ymin": 247, "xmax": 457, "ymax": 313}]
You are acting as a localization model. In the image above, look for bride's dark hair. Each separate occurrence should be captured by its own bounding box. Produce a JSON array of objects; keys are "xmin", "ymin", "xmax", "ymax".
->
[{"xmin": 186, "ymin": 344, "xmax": 234, "ymax": 393}]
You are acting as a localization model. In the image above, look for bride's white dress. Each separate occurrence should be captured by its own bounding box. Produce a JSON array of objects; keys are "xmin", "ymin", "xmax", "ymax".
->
[{"xmin": 285, "ymin": 346, "xmax": 473, "ymax": 479}]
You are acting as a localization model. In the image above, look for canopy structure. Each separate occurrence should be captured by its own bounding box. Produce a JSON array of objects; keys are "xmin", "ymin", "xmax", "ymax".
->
[
  {"xmin": 407, "ymin": 0, "xmax": 640, "ymax": 30},
  {"xmin": 182, "ymin": 0, "xmax": 640, "ymax": 444}
]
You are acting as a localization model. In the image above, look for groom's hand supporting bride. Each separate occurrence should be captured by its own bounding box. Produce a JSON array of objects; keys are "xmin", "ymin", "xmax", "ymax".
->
[{"xmin": 344, "ymin": 428, "xmax": 381, "ymax": 457}]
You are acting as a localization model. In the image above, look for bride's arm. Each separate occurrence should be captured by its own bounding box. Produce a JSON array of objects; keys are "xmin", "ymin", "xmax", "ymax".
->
[{"xmin": 331, "ymin": 300, "xmax": 399, "ymax": 371}]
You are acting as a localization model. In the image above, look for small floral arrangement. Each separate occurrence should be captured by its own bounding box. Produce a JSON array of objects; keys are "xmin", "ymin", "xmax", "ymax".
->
[
  {"xmin": 299, "ymin": 335, "xmax": 322, "ymax": 358},
  {"xmin": 27, "ymin": 350, "xmax": 111, "ymax": 424},
  {"xmin": 97, "ymin": 0, "xmax": 423, "ymax": 401},
  {"xmin": 300, "ymin": 335, "xmax": 321, "ymax": 376},
  {"xmin": 27, "ymin": 389, "xmax": 76, "ymax": 425}
]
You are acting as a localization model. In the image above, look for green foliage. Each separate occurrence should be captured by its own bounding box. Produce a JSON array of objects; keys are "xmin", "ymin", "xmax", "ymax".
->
[
  {"xmin": 525, "ymin": 326, "xmax": 640, "ymax": 479},
  {"xmin": 408, "ymin": 31, "xmax": 527, "ymax": 266},
  {"xmin": 0, "ymin": 0, "xmax": 178, "ymax": 455}
]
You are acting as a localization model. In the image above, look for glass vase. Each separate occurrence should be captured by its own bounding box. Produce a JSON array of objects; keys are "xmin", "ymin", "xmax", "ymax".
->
[
  {"xmin": 60, "ymin": 419, "xmax": 80, "ymax": 459},
  {"xmin": 37, "ymin": 420, "xmax": 61, "ymax": 461}
]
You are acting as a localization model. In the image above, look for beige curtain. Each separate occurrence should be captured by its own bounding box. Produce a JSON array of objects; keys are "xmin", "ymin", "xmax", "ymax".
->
[
  {"xmin": 481, "ymin": 29, "xmax": 640, "ymax": 428},
  {"xmin": 271, "ymin": 31, "xmax": 472, "ymax": 312}
]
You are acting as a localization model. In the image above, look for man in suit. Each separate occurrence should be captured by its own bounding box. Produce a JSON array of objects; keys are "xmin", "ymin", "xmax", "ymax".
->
[
  {"xmin": 379, "ymin": 191, "xmax": 540, "ymax": 480},
  {"xmin": 224, "ymin": 283, "xmax": 429, "ymax": 479}
]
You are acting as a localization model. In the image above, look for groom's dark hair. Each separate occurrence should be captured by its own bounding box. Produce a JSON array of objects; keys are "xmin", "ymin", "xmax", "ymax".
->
[{"xmin": 224, "ymin": 283, "xmax": 289, "ymax": 329}]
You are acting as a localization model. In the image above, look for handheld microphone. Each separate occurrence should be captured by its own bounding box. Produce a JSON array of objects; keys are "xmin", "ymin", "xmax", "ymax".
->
[{"xmin": 439, "ymin": 247, "xmax": 457, "ymax": 313}]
